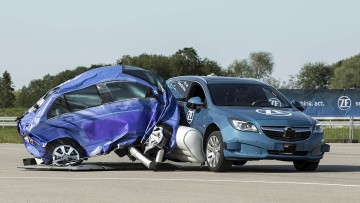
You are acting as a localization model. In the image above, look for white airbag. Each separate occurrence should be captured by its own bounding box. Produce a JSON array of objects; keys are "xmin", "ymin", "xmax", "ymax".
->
[{"xmin": 167, "ymin": 126, "xmax": 205, "ymax": 163}]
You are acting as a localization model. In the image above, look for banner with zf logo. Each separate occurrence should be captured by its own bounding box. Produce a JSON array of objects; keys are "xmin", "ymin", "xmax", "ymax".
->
[{"xmin": 279, "ymin": 89, "xmax": 360, "ymax": 117}]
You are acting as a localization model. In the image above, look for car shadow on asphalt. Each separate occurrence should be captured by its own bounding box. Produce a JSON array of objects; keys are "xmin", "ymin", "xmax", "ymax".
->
[{"xmin": 18, "ymin": 162, "xmax": 360, "ymax": 173}]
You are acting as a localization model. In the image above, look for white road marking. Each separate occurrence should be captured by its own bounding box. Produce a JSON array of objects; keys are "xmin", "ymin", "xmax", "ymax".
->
[
  {"xmin": 0, "ymin": 148, "xmax": 24, "ymax": 150},
  {"xmin": 326, "ymin": 155, "xmax": 360, "ymax": 158},
  {"xmin": 1, "ymin": 176, "xmax": 360, "ymax": 188}
]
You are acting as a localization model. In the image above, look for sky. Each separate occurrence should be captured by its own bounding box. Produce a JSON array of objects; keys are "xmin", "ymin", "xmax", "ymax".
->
[{"xmin": 1, "ymin": 0, "xmax": 360, "ymax": 89}]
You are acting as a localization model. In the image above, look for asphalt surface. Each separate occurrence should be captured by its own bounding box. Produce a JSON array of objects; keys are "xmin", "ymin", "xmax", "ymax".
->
[{"xmin": 1, "ymin": 143, "xmax": 360, "ymax": 203}]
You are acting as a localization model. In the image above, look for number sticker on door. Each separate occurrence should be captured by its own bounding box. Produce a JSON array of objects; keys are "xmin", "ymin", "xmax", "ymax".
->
[{"xmin": 186, "ymin": 109, "xmax": 195, "ymax": 124}]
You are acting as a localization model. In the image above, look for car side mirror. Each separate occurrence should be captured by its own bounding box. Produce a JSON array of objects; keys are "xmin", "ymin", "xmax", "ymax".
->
[
  {"xmin": 186, "ymin": 96, "xmax": 204, "ymax": 109},
  {"xmin": 291, "ymin": 100, "xmax": 304, "ymax": 112}
]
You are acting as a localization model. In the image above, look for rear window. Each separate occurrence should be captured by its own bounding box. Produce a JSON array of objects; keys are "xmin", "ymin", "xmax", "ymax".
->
[{"xmin": 28, "ymin": 87, "xmax": 59, "ymax": 113}]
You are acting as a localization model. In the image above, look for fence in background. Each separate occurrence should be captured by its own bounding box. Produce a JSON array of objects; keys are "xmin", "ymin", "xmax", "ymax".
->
[
  {"xmin": 1, "ymin": 116, "xmax": 359, "ymax": 142},
  {"xmin": 316, "ymin": 117, "xmax": 360, "ymax": 143},
  {"xmin": 0, "ymin": 117, "xmax": 17, "ymax": 127}
]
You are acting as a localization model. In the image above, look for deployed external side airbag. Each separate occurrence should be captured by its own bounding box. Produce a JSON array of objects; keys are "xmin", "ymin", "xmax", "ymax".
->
[{"xmin": 166, "ymin": 126, "xmax": 205, "ymax": 163}]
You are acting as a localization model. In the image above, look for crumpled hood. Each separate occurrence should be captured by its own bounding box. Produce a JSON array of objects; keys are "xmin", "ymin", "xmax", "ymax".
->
[{"xmin": 215, "ymin": 106, "xmax": 315, "ymax": 127}]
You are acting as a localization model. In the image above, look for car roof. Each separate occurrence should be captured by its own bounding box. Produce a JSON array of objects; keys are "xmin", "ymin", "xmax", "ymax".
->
[
  {"xmin": 55, "ymin": 65, "xmax": 161, "ymax": 94},
  {"xmin": 170, "ymin": 75, "xmax": 266, "ymax": 85}
]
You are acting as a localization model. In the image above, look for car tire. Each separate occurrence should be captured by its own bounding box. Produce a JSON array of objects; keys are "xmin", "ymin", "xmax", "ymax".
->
[
  {"xmin": 46, "ymin": 140, "xmax": 84, "ymax": 166},
  {"xmin": 293, "ymin": 160, "xmax": 320, "ymax": 171},
  {"xmin": 233, "ymin": 160, "xmax": 247, "ymax": 166},
  {"xmin": 206, "ymin": 131, "xmax": 232, "ymax": 172}
]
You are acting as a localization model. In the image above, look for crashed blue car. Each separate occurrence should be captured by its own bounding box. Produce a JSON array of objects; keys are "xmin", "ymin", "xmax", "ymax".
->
[
  {"xmin": 17, "ymin": 65, "xmax": 179, "ymax": 166},
  {"xmin": 167, "ymin": 76, "xmax": 330, "ymax": 172}
]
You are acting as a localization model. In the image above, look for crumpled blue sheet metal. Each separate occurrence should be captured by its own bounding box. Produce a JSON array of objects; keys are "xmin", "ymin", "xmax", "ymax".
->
[{"xmin": 17, "ymin": 65, "xmax": 179, "ymax": 162}]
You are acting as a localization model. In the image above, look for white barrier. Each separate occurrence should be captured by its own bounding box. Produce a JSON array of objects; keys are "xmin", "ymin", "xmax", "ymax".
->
[{"xmin": 0, "ymin": 117, "xmax": 17, "ymax": 127}]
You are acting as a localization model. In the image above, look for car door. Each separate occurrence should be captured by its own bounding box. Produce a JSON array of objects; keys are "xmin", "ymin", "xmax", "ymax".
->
[
  {"xmin": 103, "ymin": 81, "xmax": 157, "ymax": 146},
  {"xmin": 47, "ymin": 85, "xmax": 118, "ymax": 154},
  {"xmin": 182, "ymin": 82, "xmax": 209, "ymax": 134}
]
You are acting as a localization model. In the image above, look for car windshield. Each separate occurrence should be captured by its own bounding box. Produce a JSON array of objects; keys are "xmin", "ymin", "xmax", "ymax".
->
[{"xmin": 208, "ymin": 84, "xmax": 292, "ymax": 108}]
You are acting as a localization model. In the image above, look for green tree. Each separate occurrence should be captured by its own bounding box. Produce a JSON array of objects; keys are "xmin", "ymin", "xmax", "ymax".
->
[
  {"xmin": 119, "ymin": 47, "xmax": 222, "ymax": 78},
  {"xmin": 297, "ymin": 62, "xmax": 332, "ymax": 89},
  {"xmin": 227, "ymin": 59, "xmax": 253, "ymax": 77},
  {"xmin": 170, "ymin": 47, "xmax": 202, "ymax": 76},
  {"xmin": 16, "ymin": 86, "xmax": 31, "ymax": 107},
  {"xmin": 200, "ymin": 58, "xmax": 222, "ymax": 76},
  {"xmin": 248, "ymin": 51, "xmax": 274, "ymax": 79},
  {"xmin": 226, "ymin": 51, "xmax": 274, "ymax": 79},
  {"xmin": 330, "ymin": 54, "xmax": 360, "ymax": 88},
  {"xmin": 0, "ymin": 70, "xmax": 16, "ymax": 108},
  {"xmin": 119, "ymin": 54, "xmax": 172, "ymax": 79},
  {"xmin": 280, "ymin": 74, "xmax": 300, "ymax": 89}
]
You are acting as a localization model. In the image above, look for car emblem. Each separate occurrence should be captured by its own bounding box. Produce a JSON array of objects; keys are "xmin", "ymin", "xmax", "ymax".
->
[
  {"xmin": 268, "ymin": 98, "xmax": 282, "ymax": 107},
  {"xmin": 186, "ymin": 109, "xmax": 195, "ymax": 124},
  {"xmin": 283, "ymin": 127, "xmax": 296, "ymax": 138},
  {"xmin": 256, "ymin": 109, "xmax": 292, "ymax": 116},
  {"xmin": 338, "ymin": 96, "xmax": 351, "ymax": 110}
]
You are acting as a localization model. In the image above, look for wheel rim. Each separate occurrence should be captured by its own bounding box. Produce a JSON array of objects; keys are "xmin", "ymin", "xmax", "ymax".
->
[
  {"xmin": 52, "ymin": 145, "xmax": 80, "ymax": 166},
  {"xmin": 206, "ymin": 135, "xmax": 221, "ymax": 168}
]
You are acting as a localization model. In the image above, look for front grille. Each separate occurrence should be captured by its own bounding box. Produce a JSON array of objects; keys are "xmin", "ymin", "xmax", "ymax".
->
[{"xmin": 261, "ymin": 126, "xmax": 312, "ymax": 141}]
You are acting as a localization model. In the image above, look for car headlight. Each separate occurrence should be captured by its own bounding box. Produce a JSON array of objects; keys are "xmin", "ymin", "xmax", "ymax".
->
[
  {"xmin": 229, "ymin": 119, "xmax": 258, "ymax": 132},
  {"xmin": 313, "ymin": 121, "xmax": 323, "ymax": 134}
]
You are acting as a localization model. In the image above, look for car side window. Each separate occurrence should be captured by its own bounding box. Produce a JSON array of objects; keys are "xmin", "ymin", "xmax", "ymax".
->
[
  {"xmin": 47, "ymin": 95, "xmax": 71, "ymax": 118},
  {"xmin": 65, "ymin": 85, "xmax": 102, "ymax": 112},
  {"xmin": 166, "ymin": 80, "xmax": 192, "ymax": 101},
  {"xmin": 187, "ymin": 83, "xmax": 206, "ymax": 103},
  {"xmin": 48, "ymin": 85, "xmax": 102, "ymax": 118},
  {"xmin": 105, "ymin": 81, "xmax": 151, "ymax": 102}
]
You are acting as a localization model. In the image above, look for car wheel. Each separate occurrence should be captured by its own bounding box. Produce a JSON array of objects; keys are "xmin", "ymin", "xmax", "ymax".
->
[
  {"xmin": 47, "ymin": 141, "xmax": 84, "ymax": 166},
  {"xmin": 233, "ymin": 160, "xmax": 247, "ymax": 166},
  {"xmin": 206, "ymin": 131, "xmax": 232, "ymax": 172},
  {"xmin": 293, "ymin": 160, "xmax": 320, "ymax": 171}
]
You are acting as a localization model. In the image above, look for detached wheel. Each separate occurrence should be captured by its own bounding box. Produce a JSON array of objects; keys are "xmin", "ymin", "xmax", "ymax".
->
[
  {"xmin": 46, "ymin": 141, "xmax": 84, "ymax": 166},
  {"xmin": 206, "ymin": 131, "xmax": 232, "ymax": 172},
  {"xmin": 293, "ymin": 160, "xmax": 320, "ymax": 171}
]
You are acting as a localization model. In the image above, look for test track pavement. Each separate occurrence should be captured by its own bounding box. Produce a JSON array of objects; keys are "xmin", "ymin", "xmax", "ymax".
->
[{"xmin": 0, "ymin": 143, "xmax": 359, "ymax": 203}]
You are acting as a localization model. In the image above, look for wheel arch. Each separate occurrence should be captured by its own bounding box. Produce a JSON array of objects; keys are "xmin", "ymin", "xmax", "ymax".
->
[
  {"xmin": 203, "ymin": 123, "xmax": 220, "ymax": 152},
  {"xmin": 46, "ymin": 137, "xmax": 87, "ymax": 157}
]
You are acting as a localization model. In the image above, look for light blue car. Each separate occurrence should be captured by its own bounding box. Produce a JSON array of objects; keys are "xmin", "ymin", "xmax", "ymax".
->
[{"xmin": 167, "ymin": 76, "xmax": 330, "ymax": 172}]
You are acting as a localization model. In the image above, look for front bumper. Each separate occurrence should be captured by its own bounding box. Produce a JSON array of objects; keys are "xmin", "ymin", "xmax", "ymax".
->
[{"xmin": 221, "ymin": 126, "xmax": 330, "ymax": 161}]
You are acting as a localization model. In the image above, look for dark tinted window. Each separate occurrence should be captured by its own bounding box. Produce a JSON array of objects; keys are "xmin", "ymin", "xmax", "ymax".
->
[
  {"xmin": 106, "ymin": 81, "xmax": 150, "ymax": 101},
  {"xmin": 48, "ymin": 85, "xmax": 102, "ymax": 118},
  {"xmin": 187, "ymin": 83, "xmax": 206, "ymax": 103},
  {"xmin": 48, "ymin": 95, "xmax": 71, "ymax": 118},
  {"xmin": 166, "ymin": 80, "xmax": 192, "ymax": 101},
  {"xmin": 208, "ymin": 84, "xmax": 291, "ymax": 107},
  {"xmin": 65, "ymin": 85, "xmax": 102, "ymax": 111},
  {"xmin": 123, "ymin": 69, "xmax": 164, "ymax": 91}
]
